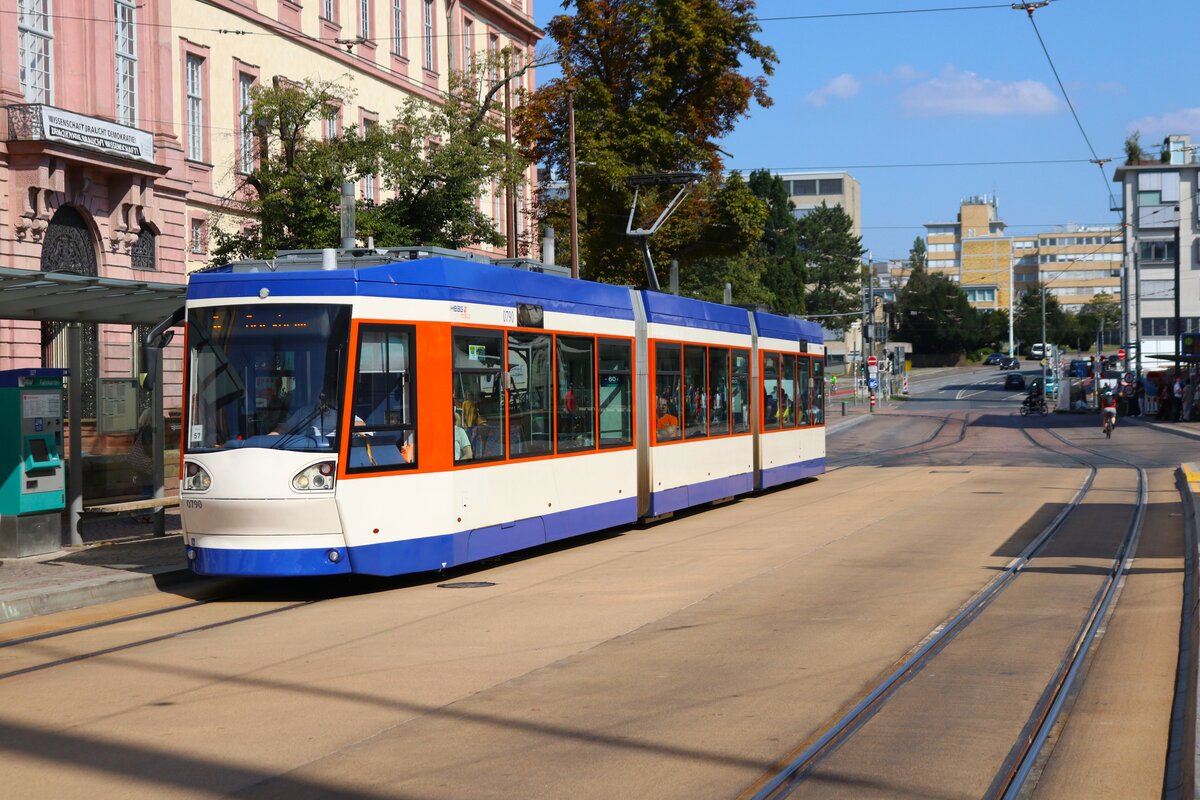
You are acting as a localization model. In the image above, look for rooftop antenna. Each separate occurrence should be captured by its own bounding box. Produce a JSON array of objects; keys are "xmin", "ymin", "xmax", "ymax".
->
[{"xmin": 624, "ymin": 172, "xmax": 701, "ymax": 291}]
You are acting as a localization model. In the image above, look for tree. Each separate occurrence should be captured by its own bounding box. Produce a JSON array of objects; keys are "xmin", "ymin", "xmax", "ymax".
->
[
  {"xmin": 1073, "ymin": 291, "xmax": 1121, "ymax": 349},
  {"xmin": 211, "ymin": 53, "xmax": 535, "ymax": 265},
  {"xmin": 1013, "ymin": 285, "xmax": 1068, "ymax": 350},
  {"xmin": 896, "ymin": 268, "xmax": 979, "ymax": 354},
  {"xmin": 744, "ymin": 169, "xmax": 805, "ymax": 315},
  {"xmin": 797, "ymin": 203, "xmax": 864, "ymax": 326},
  {"xmin": 210, "ymin": 78, "xmax": 371, "ymax": 264},
  {"xmin": 908, "ymin": 236, "xmax": 927, "ymax": 273},
  {"xmin": 518, "ymin": 0, "xmax": 778, "ymax": 286}
]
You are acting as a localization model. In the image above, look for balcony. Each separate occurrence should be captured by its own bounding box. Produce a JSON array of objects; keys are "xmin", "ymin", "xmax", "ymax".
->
[{"xmin": 6, "ymin": 103, "xmax": 155, "ymax": 166}]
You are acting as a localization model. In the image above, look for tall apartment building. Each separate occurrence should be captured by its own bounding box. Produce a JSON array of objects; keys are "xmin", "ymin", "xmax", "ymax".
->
[
  {"xmin": 924, "ymin": 196, "xmax": 1122, "ymax": 313},
  {"xmin": 1113, "ymin": 134, "xmax": 1200, "ymax": 365},
  {"xmin": 775, "ymin": 171, "xmax": 861, "ymax": 239},
  {"xmin": 1, "ymin": 0, "xmax": 539, "ymax": 499}
]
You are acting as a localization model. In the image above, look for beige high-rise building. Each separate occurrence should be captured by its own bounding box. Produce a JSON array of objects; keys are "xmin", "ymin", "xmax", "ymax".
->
[
  {"xmin": 924, "ymin": 195, "xmax": 1012, "ymax": 310},
  {"xmin": 776, "ymin": 172, "xmax": 861, "ymax": 238}
]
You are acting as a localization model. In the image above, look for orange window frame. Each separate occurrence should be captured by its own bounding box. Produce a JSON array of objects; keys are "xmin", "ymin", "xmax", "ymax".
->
[{"xmin": 652, "ymin": 338, "xmax": 751, "ymax": 446}]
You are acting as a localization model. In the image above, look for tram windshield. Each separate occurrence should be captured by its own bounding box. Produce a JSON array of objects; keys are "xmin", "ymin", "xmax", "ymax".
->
[{"xmin": 186, "ymin": 304, "xmax": 352, "ymax": 453}]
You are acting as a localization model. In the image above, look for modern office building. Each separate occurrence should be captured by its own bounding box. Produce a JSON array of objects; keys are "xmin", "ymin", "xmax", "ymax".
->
[
  {"xmin": 924, "ymin": 196, "xmax": 1122, "ymax": 314},
  {"xmin": 1113, "ymin": 134, "xmax": 1200, "ymax": 366},
  {"xmin": 775, "ymin": 171, "xmax": 861, "ymax": 239},
  {"xmin": 1, "ymin": 0, "xmax": 540, "ymax": 500}
]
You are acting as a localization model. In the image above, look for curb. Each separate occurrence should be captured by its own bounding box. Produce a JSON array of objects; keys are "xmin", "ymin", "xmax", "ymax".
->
[
  {"xmin": 1167, "ymin": 465, "xmax": 1200, "ymax": 799},
  {"xmin": 0, "ymin": 566, "xmax": 229, "ymax": 624},
  {"xmin": 1127, "ymin": 418, "xmax": 1200, "ymax": 442}
]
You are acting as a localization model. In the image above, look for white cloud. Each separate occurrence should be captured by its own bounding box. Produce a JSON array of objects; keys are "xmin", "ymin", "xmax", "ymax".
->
[
  {"xmin": 806, "ymin": 73, "xmax": 861, "ymax": 107},
  {"xmin": 1128, "ymin": 108, "xmax": 1200, "ymax": 139},
  {"xmin": 892, "ymin": 64, "xmax": 922, "ymax": 82},
  {"xmin": 899, "ymin": 67, "xmax": 1060, "ymax": 116}
]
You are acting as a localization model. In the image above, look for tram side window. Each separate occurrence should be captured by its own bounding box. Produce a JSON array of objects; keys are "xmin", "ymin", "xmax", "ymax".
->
[
  {"xmin": 453, "ymin": 328, "xmax": 506, "ymax": 463},
  {"xmin": 797, "ymin": 356, "xmax": 811, "ymax": 426},
  {"xmin": 781, "ymin": 353, "xmax": 796, "ymax": 429},
  {"xmin": 557, "ymin": 336, "xmax": 595, "ymax": 453},
  {"xmin": 763, "ymin": 353, "xmax": 780, "ymax": 430},
  {"xmin": 683, "ymin": 345, "xmax": 708, "ymax": 439},
  {"xmin": 509, "ymin": 332, "xmax": 553, "ymax": 456},
  {"xmin": 598, "ymin": 339, "xmax": 633, "ymax": 448},
  {"xmin": 731, "ymin": 348, "xmax": 751, "ymax": 433},
  {"xmin": 708, "ymin": 347, "xmax": 730, "ymax": 436},
  {"xmin": 655, "ymin": 342, "xmax": 682, "ymax": 442},
  {"xmin": 349, "ymin": 326, "xmax": 416, "ymax": 470},
  {"xmin": 811, "ymin": 358, "xmax": 826, "ymax": 424}
]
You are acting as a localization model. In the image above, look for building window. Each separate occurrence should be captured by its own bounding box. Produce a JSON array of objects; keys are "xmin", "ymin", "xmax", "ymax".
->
[
  {"xmin": 361, "ymin": 117, "xmax": 378, "ymax": 201},
  {"xmin": 462, "ymin": 18, "xmax": 473, "ymax": 72},
  {"xmin": 1140, "ymin": 280, "xmax": 1174, "ymax": 301},
  {"xmin": 488, "ymin": 34, "xmax": 499, "ymax": 84},
  {"xmin": 189, "ymin": 218, "xmax": 206, "ymax": 254},
  {"xmin": 492, "ymin": 180, "xmax": 501, "ymax": 231},
  {"xmin": 238, "ymin": 72, "xmax": 255, "ymax": 174},
  {"xmin": 818, "ymin": 178, "xmax": 843, "ymax": 194},
  {"xmin": 1139, "ymin": 240, "xmax": 1177, "ymax": 264},
  {"xmin": 391, "ymin": 0, "xmax": 405, "ymax": 56},
  {"xmin": 18, "ymin": 0, "xmax": 53, "ymax": 104},
  {"xmin": 114, "ymin": 0, "xmax": 137, "ymax": 125},
  {"xmin": 423, "ymin": 0, "xmax": 434, "ymax": 71},
  {"xmin": 185, "ymin": 53, "xmax": 205, "ymax": 161},
  {"xmin": 322, "ymin": 0, "xmax": 334, "ymax": 21},
  {"xmin": 323, "ymin": 106, "xmax": 339, "ymax": 140},
  {"xmin": 359, "ymin": 0, "xmax": 370, "ymax": 39}
]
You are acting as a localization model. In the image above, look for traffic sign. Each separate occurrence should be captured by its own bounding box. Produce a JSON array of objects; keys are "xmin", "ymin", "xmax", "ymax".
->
[
  {"xmin": 867, "ymin": 356, "xmax": 878, "ymax": 367},
  {"xmin": 1117, "ymin": 348, "xmax": 1126, "ymax": 359},
  {"xmin": 868, "ymin": 377, "xmax": 878, "ymax": 390}
]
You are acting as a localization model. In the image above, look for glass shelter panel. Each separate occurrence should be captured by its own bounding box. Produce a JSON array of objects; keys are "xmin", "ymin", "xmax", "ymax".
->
[
  {"xmin": 508, "ymin": 332, "xmax": 553, "ymax": 457},
  {"xmin": 557, "ymin": 336, "xmax": 595, "ymax": 453},
  {"xmin": 654, "ymin": 342, "xmax": 681, "ymax": 442},
  {"xmin": 186, "ymin": 304, "xmax": 352, "ymax": 452},
  {"xmin": 452, "ymin": 328, "xmax": 505, "ymax": 463},
  {"xmin": 598, "ymin": 339, "xmax": 633, "ymax": 448}
]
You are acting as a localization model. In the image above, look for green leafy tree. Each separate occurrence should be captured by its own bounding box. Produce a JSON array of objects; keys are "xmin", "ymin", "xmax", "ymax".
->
[
  {"xmin": 744, "ymin": 169, "xmax": 805, "ymax": 314},
  {"xmin": 518, "ymin": 0, "xmax": 778, "ymax": 286},
  {"xmin": 1072, "ymin": 291, "xmax": 1122, "ymax": 349},
  {"xmin": 797, "ymin": 203, "xmax": 865, "ymax": 326},
  {"xmin": 908, "ymin": 236, "xmax": 927, "ymax": 273},
  {"xmin": 896, "ymin": 268, "xmax": 979, "ymax": 354},
  {"xmin": 1014, "ymin": 285, "xmax": 1068, "ymax": 351},
  {"xmin": 210, "ymin": 78, "xmax": 370, "ymax": 264}
]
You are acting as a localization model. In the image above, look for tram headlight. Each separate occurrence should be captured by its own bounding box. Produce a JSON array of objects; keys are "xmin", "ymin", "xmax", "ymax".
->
[
  {"xmin": 292, "ymin": 461, "xmax": 336, "ymax": 492},
  {"xmin": 183, "ymin": 461, "xmax": 212, "ymax": 492}
]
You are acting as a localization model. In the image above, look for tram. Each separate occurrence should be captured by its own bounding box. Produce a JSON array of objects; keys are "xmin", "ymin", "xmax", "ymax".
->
[{"xmin": 179, "ymin": 250, "xmax": 825, "ymax": 577}]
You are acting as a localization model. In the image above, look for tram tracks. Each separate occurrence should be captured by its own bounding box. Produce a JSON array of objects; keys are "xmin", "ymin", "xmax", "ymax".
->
[
  {"xmin": 743, "ymin": 418, "xmax": 1148, "ymax": 800},
  {"xmin": 826, "ymin": 411, "xmax": 971, "ymax": 472}
]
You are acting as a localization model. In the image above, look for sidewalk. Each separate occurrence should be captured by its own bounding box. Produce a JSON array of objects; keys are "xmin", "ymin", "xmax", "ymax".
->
[{"xmin": 0, "ymin": 510, "xmax": 200, "ymax": 625}]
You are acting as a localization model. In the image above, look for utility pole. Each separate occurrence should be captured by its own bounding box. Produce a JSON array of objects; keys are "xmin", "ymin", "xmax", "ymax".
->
[
  {"xmin": 567, "ymin": 87, "xmax": 579, "ymax": 280},
  {"xmin": 1175, "ymin": 206, "xmax": 1182, "ymax": 368}
]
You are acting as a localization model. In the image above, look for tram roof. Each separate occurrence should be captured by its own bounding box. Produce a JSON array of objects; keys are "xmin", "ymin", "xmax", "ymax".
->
[
  {"xmin": 753, "ymin": 310, "xmax": 825, "ymax": 345},
  {"xmin": 640, "ymin": 291, "xmax": 753, "ymax": 335},
  {"xmin": 0, "ymin": 267, "xmax": 186, "ymax": 325}
]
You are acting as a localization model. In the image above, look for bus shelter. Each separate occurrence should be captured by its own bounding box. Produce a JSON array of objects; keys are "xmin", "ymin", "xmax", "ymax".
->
[{"xmin": 0, "ymin": 267, "xmax": 185, "ymax": 545}]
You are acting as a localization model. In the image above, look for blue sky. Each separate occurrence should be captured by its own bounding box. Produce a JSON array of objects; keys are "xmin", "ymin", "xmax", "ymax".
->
[{"xmin": 532, "ymin": 0, "xmax": 1200, "ymax": 260}]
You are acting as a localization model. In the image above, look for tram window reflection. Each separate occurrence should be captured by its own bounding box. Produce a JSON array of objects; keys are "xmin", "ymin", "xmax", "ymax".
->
[
  {"xmin": 762, "ymin": 353, "xmax": 780, "ymax": 430},
  {"xmin": 654, "ymin": 342, "xmax": 681, "ymax": 442},
  {"xmin": 709, "ymin": 347, "xmax": 730, "ymax": 436},
  {"xmin": 452, "ymin": 328, "xmax": 505, "ymax": 463},
  {"xmin": 508, "ymin": 332, "xmax": 553, "ymax": 457},
  {"xmin": 683, "ymin": 345, "xmax": 708, "ymax": 439},
  {"xmin": 811, "ymin": 357, "xmax": 825, "ymax": 424},
  {"xmin": 598, "ymin": 339, "xmax": 632, "ymax": 448},
  {"xmin": 557, "ymin": 335, "xmax": 595, "ymax": 453},
  {"xmin": 781, "ymin": 354, "xmax": 796, "ymax": 429},
  {"xmin": 797, "ymin": 356, "xmax": 811, "ymax": 426},
  {"xmin": 731, "ymin": 349, "xmax": 750, "ymax": 433}
]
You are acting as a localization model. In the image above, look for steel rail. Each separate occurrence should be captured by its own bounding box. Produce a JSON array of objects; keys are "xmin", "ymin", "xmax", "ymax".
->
[
  {"xmin": 827, "ymin": 411, "xmax": 966, "ymax": 472},
  {"xmin": 986, "ymin": 423, "xmax": 1149, "ymax": 798},
  {"xmin": 746, "ymin": 436, "xmax": 1097, "ymax": 800}
]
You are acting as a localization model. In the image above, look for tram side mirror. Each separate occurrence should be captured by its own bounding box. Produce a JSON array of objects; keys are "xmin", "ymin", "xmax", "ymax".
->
[{"xmin": 140, "ymin": 330, "xmax": 175, "ymax": 391}]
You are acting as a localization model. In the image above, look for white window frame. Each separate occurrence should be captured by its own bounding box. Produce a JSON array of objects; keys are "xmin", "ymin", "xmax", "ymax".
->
[
  {"xmin": 189, "ymin": 218, "xmax": 206, "ymax": 254},
  {"xmin": 18, "ymin": 0, "xmax": 54, "ymax": 104},
  {"xmin": 360, "ymin": 0, "xmax": 370, "ymax": 39},
  {"xmin": 238, "ymin": 72, "xmax": 256, "ymax": 175},
  {"xmin": 391, "ymin": 0, "xmax": 404, "ymax": 57},
  {"xmin": 423, "ymin": 0, "xmax": 434, "ymax": 71},
  {"xmin": 322, "ymin": 0, "xmax": 334, "ymax": 21},
  {"xmin": 185, "ymin": 54, "xmax": 205, "ymax": 161},
  {"xmin": 462, "ymin": 18, "xmax": 473, "ymax": 73},
  {"xmin": 114, "ymin": 0, "xmax": 137, "ymax": 125}
]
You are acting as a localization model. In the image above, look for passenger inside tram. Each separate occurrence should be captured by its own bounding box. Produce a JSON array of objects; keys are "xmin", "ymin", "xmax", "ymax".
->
[
  {"xmin": 454, "ymin": 409, "xmax": 474, "ymax": 462},
  {"xmin": 656, "ymin": 396, "xmax": 680, "ymax": 439}
]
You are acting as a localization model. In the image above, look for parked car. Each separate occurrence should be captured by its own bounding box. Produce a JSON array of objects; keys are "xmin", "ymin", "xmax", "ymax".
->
[
  {"xmin": 984, "ymin": 352, "xmax": 1006, "ymax": 365},
  {"xmin": 1005, "ymin": 373, "xmax": 1026, "ymax": 390},
  {"xmin": 999, "ymin": 357, "xmax": 1021, "ymax": 370}
]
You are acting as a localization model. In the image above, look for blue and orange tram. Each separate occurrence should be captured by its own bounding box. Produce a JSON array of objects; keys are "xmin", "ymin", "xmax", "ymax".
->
[{"xmin": 180, "ymin": 251, "xmax": 825, "ymax": 576}]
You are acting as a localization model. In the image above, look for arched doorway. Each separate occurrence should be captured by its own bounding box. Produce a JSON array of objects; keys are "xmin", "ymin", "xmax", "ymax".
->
[{"xmin": 40, "ymin": 206, "xmax": 99, "ymax": 419}]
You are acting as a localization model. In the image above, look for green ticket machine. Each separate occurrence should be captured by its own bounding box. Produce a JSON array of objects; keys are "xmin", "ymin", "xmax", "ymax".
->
[{"xmin": 0, "ymin": 369, "xmax": 67, "ymax": 558}]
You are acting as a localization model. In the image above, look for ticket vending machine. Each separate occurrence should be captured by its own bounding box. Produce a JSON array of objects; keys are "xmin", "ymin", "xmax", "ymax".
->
[{"xmin": 0, "ymin": 369, "xmax": 67, "ymax": 558}]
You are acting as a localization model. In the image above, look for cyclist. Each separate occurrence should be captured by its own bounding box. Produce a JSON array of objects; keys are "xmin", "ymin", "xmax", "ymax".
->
[{"xmin": 1100, "ymin": 389, "xmax": 1118, "ymax": 433}]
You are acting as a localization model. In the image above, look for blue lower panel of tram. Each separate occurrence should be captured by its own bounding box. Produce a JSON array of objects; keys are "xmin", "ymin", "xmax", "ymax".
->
[
  {"xmin": 760, "ymin": 457, "xmax": 826, "ymax": 490},
  {"xmin": 188, "ymin": 496, "xmax": 639, "ymax": 577},
  {"xmin": 648, "ymin": 472, "xmax": 754, "ymax": 517}
]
